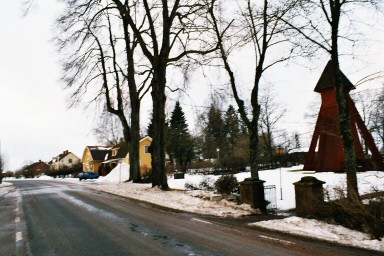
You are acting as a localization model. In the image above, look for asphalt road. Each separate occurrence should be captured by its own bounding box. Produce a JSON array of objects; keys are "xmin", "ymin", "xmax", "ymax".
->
[{"xmin": 2, "ymin": 180, "xmax": 382, "ymax": 256}]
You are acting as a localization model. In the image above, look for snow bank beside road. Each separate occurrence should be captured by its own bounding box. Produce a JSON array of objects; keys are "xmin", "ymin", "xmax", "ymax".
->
[
  {"xmin": 98, "ymin": 182, "xmax": 260, "ymax": 218},
  {"xmin": 97, "ymin": 162, "xmax": 130, "ymax": 184},
  {"xmin": 97, "ymin": 176, "xmax": 384, "ymax": 252},
  {"xmin": 251, "ymin": 216, "xmax": 384, "ymax": 252},
  {"xmin": 36, "ymin": 175, "xmax": 54, "ymax": 180},
  {"xmin": 0, "ymin": 182, "xmax": 14, "ymax": 196}
]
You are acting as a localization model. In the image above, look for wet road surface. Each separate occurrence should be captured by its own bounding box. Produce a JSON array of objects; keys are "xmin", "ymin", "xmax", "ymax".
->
[{"xmin": 3, "ymin": 180, "xmax": 382, "ymax": 256}]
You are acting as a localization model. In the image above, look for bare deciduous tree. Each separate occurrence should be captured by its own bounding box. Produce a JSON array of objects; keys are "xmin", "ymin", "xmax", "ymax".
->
[
  {"xmin": 282, "ymin": 0, "xmax": 381, "ymax": 199},
  {"xmin": 370, "ymin": 86, "xmax": 384, "ymax": 151},
  {"xmin": 56, "ymin": 0, "xmax": 150, "ymax": 182},
  {"xmin": 112, "ymin": 0, "xmax": 218, "ymax": 189},
  {"xmin": 93, "ymin": 110, "xmax": 124, "ymax": 146},
  {"xmin": 259, "ymin": 87, "xmax": 287, "ymax": 166},
  {"xmin": 352, "ymin": 90, "xmax": 376, "ymax": 155},
  {"xmin": 208, "ymin": 0, "xmax": 298, "ymax": 180}
]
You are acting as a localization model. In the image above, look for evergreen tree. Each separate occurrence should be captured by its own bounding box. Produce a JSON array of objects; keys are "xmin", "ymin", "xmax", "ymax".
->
[
  {"xmin": 224, "ymin": 105, "xmax": 240, "ymax": 156},
  {"xmin": 202, "ymin": 104, "xmax": 225, "ymax": 159},
  {"xmin": 147, "ymin": 119, "xmax": 154, "ymax": 138},
  {"xmin": 167, "ymin": 101, "xmax": 194, "ymax": 172}
]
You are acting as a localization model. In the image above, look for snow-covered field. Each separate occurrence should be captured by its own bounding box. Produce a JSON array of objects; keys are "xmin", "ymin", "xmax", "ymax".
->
[{"xmin": 2, "ymin": 165, "xmax": 383, "ymax": 252}]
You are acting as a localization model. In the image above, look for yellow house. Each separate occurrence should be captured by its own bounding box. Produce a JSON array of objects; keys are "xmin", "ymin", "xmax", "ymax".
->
[
  {"xmin": 82, "ymin": 146, "xmax": 112, "ymax": 175},
  {"xmin": 138, "ymin": 136, "xmax": 152, "ymax": 177},
  {"xmin": 102, "ymin": 136, "xmax": 152, "ymax": 177}
]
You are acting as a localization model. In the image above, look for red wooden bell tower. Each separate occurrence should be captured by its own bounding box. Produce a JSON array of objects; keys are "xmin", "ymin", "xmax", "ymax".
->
[{"xmin": 304, "ymin": 61, "xmax": 384, "ymax": 172}]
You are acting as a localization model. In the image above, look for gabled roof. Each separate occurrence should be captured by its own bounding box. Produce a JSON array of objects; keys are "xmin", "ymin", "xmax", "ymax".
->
[
  {"xmin": 49, "ymin": 150, "xmax": 78, "ymax": 164},
  {"xmin": 314, "ymin": 60, "xmax": 355, "ymax": 93},
  {"xmin": 105, "ymin": 137, "xmax": 152, "ymax": 161},
  {"xmin": 87, "ymin": 146, "xmax": 112, "ymax": 161},
  {"xmin": 110, "ymin": 142, "xmax": 129, "ymax": 160},
  {"xmin": 24, "ymin": 160, "xmax": 49, "ymax": 170},
  {"xmin": 140, "ymin": 136, "xmax": 152, "ymax": 143},
  {"xmin": 57, "ymin": 151, "xmax": 70, "ymax": 161}
]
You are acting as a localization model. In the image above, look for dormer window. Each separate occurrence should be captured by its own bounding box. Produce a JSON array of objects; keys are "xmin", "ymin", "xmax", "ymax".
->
[{"xmin": 112, "ymin": 148, "xmax": 119, "ymax": 157}]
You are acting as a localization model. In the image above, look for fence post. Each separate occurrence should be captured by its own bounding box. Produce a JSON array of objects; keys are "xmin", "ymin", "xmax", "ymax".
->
[
  {"xmin": 293, "ymin": 176, "xmax": 325, "ymax": 217},
  {"xmin": 240, "ymin": 178, "xmax": 266, "ymax": 213}
]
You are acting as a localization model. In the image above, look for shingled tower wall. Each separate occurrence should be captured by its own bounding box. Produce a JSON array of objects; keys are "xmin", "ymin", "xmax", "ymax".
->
[{"xmin": 303, "ymin": 61, "xmax": 384, "ymax": 172}]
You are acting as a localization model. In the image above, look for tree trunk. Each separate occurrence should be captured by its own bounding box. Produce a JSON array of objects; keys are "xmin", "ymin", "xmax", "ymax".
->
[
  {"xmin": 334, "ymin": 64, "xmax": 359, "ymax": 199},
  {"xmin": 331, "ymin": 1, "xmax": 359, "ymax": 200},
  {"xmin": 129, "ymin": 99, "xmax": 141, "ymax": 182},
  {"xmin": 151, "ymin": 64, "xmax": 169, "ymax": 189},
  {"xmin": 249, "ymin": 119, "xmax": 260, "ymax": 179},
  {"xmin": 124, "ymin": 14, "xmax": 141, "ymax": 183}
]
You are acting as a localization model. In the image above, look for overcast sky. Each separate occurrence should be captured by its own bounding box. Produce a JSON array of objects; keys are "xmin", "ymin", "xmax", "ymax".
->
[
  {"xmin": 1, "ymin": 1, "xmax": 383, "ymax": 171},
  {"xmin": 0, "ymin": 1, "xmax": 97, "ymax": 170}
]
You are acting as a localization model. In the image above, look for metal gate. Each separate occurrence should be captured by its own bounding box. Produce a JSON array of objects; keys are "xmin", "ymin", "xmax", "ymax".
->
[{"xmin": 264, "ymin": 185, "xmax": 277, "ymax": 210}]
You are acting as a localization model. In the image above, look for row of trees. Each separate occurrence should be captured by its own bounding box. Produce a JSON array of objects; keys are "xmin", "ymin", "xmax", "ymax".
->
[
  {"xmin": 53, "ymin": 0, "xmax": 382, "ymax": 199},
  {"xmin": 9, "ymin": 163, "xmax": 83, "ymax": 179},
  {"xmin": 152, "ymin": 96, "xmax": 300, "ymax": 173}
]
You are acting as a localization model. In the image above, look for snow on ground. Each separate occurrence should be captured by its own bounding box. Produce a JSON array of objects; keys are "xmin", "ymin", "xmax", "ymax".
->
[
  {"xmin": 36, "ymin": 175, "xmax": 55, "ymax": 180},
  {"xmin": 238, "ymin": 166, "xmax": 384, "ymax": 210},
  {"xmin": 2, "ymin": 165, "xmax": 383, "ymax": 251},
  {"xmin": 251, "ymin": 216, "xmax": 384, "ymax": 252},
  {"xmin": 99, "ymin": 182, "xmax": 260, "ymax": 218},
  {"xmin": 0, "ymin": 182, "xmax": 14, "ymax": 197},
  {"xmin": 96, "ymin": 162, "xmax": 130, "ymax": 184},
  {"xmin": 93, "ymin": 166, "xmax": 383, "ymax": 251},
  {"xmin": 169, "ymin": 165, "xmax": 384, "ymax": 211},
  {"xmin": 95, "ymin": 166, "xmax": 383, "ymax": 251}
]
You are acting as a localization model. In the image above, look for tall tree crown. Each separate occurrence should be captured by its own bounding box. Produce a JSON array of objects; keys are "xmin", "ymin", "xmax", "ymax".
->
[{"xmin": 170, "ymin": 101, "xmax": 189, "ymax": 134}]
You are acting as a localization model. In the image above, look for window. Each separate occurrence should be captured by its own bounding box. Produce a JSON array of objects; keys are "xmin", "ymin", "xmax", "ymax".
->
[
  {"xmin": 68, "ymin": 159, "xmax": 73, "ymax": 164},
  {"xmin": 144, "ymin": 145, "xmax": 150, "ymax": 154},
  {"xmin": 112, "ymin": 148, "xmax": 119, "ymax": 157}
]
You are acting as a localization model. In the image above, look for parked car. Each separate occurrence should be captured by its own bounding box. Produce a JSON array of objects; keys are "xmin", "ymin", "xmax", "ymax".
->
[{"xmin": 78, "ymin": 172, "xmax": 99, "ymax": 181}]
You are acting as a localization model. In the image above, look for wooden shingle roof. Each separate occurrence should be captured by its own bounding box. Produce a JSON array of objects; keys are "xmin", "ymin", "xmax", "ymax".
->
[{"xmin": 314, "ymin": 60, "xmax": 355, "ymax": 93}]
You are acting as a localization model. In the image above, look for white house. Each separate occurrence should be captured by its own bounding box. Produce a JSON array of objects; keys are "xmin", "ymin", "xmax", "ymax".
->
[{"xmin": 49, "ymin": 150, "xmax": 81, "ymax": 170}]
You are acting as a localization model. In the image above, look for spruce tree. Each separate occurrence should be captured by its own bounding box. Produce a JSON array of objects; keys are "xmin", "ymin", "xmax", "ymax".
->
[
  {"xmin": 224, "ymin": 105, "xmax": 241, "ymax": 155},
  {"xmin": 147, "ymin": 119, "xmax": 154, "ymax": 138},
  {"xmin": 202, "ymin": 104, "xmax": 225, "ymax": 159},
  {"xmin": 168, "ymin": 101, "xmax": 194, "ymax": 172}
]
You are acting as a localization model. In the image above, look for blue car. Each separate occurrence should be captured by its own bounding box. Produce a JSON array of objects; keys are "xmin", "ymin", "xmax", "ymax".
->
[{"xmin": 78, "ymin": 172, "xmax": 99, "ymax": 181}]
